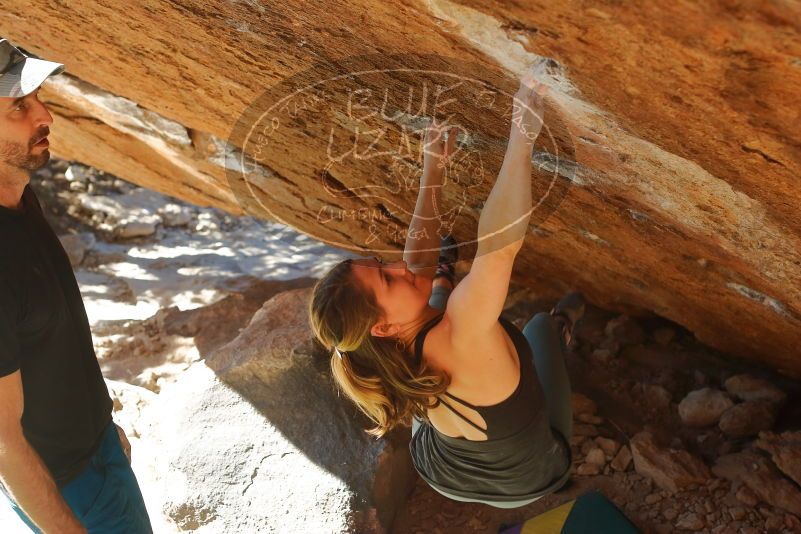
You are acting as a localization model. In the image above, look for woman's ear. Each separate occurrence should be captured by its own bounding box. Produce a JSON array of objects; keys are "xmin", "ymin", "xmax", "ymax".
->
[{"xmin": 371, "ymin": 321, "xmax": 395, "ymax": 338}]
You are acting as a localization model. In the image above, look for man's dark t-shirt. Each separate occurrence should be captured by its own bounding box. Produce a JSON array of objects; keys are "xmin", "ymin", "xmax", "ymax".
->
[{"xmin": 0, "ymin": 185, "xmax": 112, "ymax": 486}]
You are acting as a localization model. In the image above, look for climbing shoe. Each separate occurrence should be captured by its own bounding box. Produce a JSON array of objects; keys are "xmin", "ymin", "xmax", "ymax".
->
[{"xmin": 550, "ymin": 292, "xmax": 585, "ymax": 348}]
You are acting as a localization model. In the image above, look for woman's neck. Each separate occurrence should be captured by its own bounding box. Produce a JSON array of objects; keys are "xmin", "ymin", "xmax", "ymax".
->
[{"xmin": 396, "ymin": 307, "xmax": 445, "ymax": 353}]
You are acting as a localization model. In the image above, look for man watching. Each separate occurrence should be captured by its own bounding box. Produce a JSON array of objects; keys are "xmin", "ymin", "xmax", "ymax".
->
[{"xmin": 0, "ymin": 38, "xmax": 152, "ymax": 533}]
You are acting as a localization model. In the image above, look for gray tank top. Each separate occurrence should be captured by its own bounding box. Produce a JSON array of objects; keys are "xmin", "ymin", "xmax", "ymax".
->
[{"xmin": 408, "ymin": 313, "xmax": 571, "ymax": 502}]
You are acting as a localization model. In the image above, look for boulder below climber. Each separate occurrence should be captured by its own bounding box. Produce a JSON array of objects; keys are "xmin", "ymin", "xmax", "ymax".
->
[{"xmin": 163, "ymin": 287, "xmax": 414, "ymax": 532}]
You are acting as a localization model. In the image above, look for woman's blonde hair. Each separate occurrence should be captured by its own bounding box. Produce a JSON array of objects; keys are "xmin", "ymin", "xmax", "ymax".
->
[{"xmin": 308, "ymin": 259, "xmax": 449, "ymax": 437}]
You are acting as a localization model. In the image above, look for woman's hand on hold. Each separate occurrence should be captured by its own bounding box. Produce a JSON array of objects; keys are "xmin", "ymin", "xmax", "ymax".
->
[
  {"xmin": 511, "ymin": 66, "xmax": 549, "ymax": 143},
  {"xmin": 423, "ymin": 117, "xmax": 460, "ymax": 177}
]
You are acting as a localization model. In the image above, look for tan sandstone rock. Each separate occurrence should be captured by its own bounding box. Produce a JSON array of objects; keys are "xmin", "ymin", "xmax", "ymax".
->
[
  {"xmin": 723, "ymin": 374, "xmax": 787, "ymax": 404},
  {"xmin": 2, "ymin": 1, "xmax": 801, "ymax": 378},
  {"xmin": 630, "ymin": 431, "xmax": 711, "ymax": 493},
  {"xmin": 137, "ymin": 287, "xmax": 414, "ymax": 532},
  {"xmin": 678, "ymin": 388, "xmax": 735, "ymax": 427},
  {"xmin": 611, "ymin": 445, "xmax": 633, "ymax": 472},
  {"xmin": 718, "ymin": 399, "xmax": 779, "ymax": 438},
  {"xmin": 713, "ymin": 452, "xmax": 801, "ymax": 517},
  {"xmin": 571, "ymin": 392, "xmax": 598, "ymax": 416},
  {"xmin": 755, "ymin": 431, "xmax": 801, "ymax": 488}
]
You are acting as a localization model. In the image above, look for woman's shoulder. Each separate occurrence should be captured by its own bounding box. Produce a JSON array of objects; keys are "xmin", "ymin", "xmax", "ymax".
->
[
  {"xmin": 423, "ymin": 311, "xmax": 521, "ymax": 402},
  {"xmin": 418, "ymin": 312, "xmax": 455, "ymax": 372},
  {"xmin": 432, "ymin": 311, "xmax": 514, "ymax": 359}
]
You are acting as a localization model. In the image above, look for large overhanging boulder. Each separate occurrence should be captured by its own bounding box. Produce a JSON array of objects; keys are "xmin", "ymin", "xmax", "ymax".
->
[{"xmin": 2, "ymin": 2, "xmax": 800, "ymax": 376}]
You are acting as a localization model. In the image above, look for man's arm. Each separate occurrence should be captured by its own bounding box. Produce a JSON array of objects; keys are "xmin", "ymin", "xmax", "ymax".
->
[{"xmin": 0, "ymin": 371, "xmax": 85, "ymax": 534}]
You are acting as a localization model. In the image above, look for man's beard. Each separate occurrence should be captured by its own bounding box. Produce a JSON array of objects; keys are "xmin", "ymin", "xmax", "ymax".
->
[{"xmin": 0, "ymin": 138, "xmax": 50, "ymax": 171}]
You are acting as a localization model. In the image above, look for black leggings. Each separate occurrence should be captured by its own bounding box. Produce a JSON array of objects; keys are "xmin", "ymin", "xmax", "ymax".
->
[{"xmin": 522, "ymin": 312, "xmax": 573, "ymax": 442}]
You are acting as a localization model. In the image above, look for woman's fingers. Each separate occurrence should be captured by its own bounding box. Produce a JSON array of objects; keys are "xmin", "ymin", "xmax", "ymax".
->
[
  {"xmin": 423, "ymin": 120, "xmax": 462, "ymax": 173},
  {"xmin": 444, "ymin": 127, "xmax": 459, "ymax": 159},
  {"xmin": 519, "ymin": 63, "xmax": 551, "ymax": 101},
  {"xmin": 520, "ymin": 71, "xmax": 536, "ymax": 90},
  {"xmin": 426, "ymin": 119, "xmax": 462, "ymax": 150},
  {"xmin": 426, "ymin": 118, "xmax": 443, "ymax": 141},
  {"xmin": 523, "ymin": 82, "xmax": 549, "ymax": 109},
  {"xmin": 426, "ymin": 119, "xmax": 450, "ymax": 148}
]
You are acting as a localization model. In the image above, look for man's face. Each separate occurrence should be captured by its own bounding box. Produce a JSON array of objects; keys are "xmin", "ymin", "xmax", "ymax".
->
[{"xmin": 0, "ymin": 88, "xmax": 54, "ymax": 172}]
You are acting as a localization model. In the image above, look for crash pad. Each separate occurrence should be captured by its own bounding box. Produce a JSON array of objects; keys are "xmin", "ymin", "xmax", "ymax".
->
[{"xmin": 498, "ymin": 491, "xmax": 639, "ymax": 534}]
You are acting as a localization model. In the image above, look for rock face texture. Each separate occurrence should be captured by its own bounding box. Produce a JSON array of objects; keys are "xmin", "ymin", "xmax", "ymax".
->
[
  {"xmin": 713, "ymin": 452, "xmax": 801, "ymax": 517},
  {"xmin": 677, "ymin": 388, "xmax": 734, "ymax": 427},
  {"xmin": 629, "ymin": 431, "xmax": 711, "ymax": 493},
  {"xmin": 2, "ymin": 1, "xmax": 801, "ymax": 375},
  {"xmin": 756, "ymin": 431, "xmax": 801, "ymax": 488},
  {"xmin": 136, "ymin": 288, "xmax": 414, "ymax": 532}
]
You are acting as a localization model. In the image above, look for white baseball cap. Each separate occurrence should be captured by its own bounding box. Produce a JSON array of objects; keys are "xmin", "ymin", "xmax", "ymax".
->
[{"xmin": 0, "ymin": 38, "xmax": 64, "ymax": 98}]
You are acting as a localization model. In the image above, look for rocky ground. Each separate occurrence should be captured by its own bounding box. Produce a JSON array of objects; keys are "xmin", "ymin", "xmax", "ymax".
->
[
  {"xmin": 2, "ymin": 158, "xmax": 799, "ymax": 533},
  {"xmin": 30, "ymin": 158, "xmax": 349, "ymax": 391}
]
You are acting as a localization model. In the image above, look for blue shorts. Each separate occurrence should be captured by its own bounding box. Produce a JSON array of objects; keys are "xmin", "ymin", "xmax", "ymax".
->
[{"xmin": 3, "ymin": 422, "xmax": 152, "ymax": 533}]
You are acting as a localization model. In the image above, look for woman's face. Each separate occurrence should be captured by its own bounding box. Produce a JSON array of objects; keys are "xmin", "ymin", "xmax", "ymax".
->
[{"xmin": 349, "ymin": 257, "xmax": 432, "ymax": 337}]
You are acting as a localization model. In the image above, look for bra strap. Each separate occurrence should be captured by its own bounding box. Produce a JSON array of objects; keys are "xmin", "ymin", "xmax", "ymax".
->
[
  {"xmin": 413, "ymin": 313, "xmax": 446, "ymax": 361},
  {"xmin": 442, "ymin": 391, "xmax": 481, "ymax": 410},
  {"xmin": 437, "ymin": 396, "xmax": 488, "ymax": 434}
]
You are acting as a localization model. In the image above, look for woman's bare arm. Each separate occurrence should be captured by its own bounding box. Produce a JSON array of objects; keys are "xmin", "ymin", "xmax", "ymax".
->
[
  {"xmin": 446, "ymin": 70, "xmax": 548, "ymax": 338},
  {"xmin": 476, "ymin": 73, "xmax": 546, "ymax": 257},
  {"xmin": 403, "ymin": 119, "xmax": 459, "ymax": 279}
]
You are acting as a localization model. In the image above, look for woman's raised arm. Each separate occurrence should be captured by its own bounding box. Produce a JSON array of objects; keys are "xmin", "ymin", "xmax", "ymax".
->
[
  {"xmin": 476, "ymin": 70, "xmax": 548, "ymax": 257},
  {"xmin": 402, "ymin": 118, "xmax": 459, "ymax": 279},
  {"xmin": 446, "ymin": 69, "xmax": 549, "ymax": 337}
]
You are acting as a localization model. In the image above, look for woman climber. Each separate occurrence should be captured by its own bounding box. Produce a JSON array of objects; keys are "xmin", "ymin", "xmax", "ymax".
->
[{"xmin": 308, "ymin": 66, "xmax": 582, "ymax": 508}]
